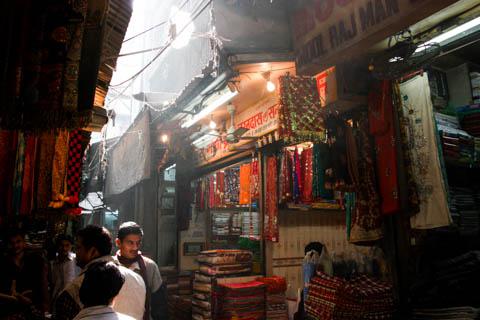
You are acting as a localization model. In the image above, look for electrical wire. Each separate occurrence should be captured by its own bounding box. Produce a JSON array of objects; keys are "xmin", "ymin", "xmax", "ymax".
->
[
  {"xmin": 122, "ymin": 0, "xmax": 192, "ymax": 43},
  {"xmin": 109, "ymin": 0, "xmax": 213, "ymax": 88}
]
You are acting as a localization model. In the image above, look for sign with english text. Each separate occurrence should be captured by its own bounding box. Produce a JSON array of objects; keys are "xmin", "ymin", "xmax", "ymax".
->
[{"xmin": 292, "ymin": 0, "xmax": 457, "ymax": 75}]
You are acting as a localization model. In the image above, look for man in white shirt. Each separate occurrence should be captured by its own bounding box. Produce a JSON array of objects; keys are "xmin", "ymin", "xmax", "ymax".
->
[
  {"xmin": 54, "ymin": 225, "xmax": 145, "ymax": 320},
  {"xmin": 50, "ymin": 235, "xmax": 80, "ymax": 303},
  {"xmin": 114, "ymin": 222, "xmax": 165, "ymax": 320},
  {"xmin": 73, "ymin": 262, "xmax": 133, "ymax": 320}
]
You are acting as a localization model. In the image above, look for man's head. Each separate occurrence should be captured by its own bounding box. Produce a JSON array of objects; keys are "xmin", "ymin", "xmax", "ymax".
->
[
  {"xmin": 116, "ymin": 222, "xmax": 143, "ymax": 260},
  {"xmin": 7, "ymin": 229, "xmax": 26, "ymax": 256},
  {"xmin": 56, "ymin": 234, "xmax": 74, "ymax": 259},
  {"xmin": 79, "ymin": 262, "xmax": 125, "ymax": 307},
  {"xmin": 76, "ymin": 225, "xmax": 112, "ymax": 268}
]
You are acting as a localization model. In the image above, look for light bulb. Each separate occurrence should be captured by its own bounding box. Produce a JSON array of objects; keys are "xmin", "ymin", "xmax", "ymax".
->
[
  {"xmin": 161, "ymin": 134, "xmax": 169, "ymax": 143},
  {"xmin": 266, "ymin": 80, "xmax": 276, "ymax": 92},
  {"xmin": 209, "ymin": 119, "xmax": 217, "ymax": 129}
]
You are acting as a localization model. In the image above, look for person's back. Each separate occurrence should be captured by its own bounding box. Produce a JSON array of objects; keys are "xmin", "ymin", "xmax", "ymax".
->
[
  {"xmin": 54, "ymin": 225, "xmax": 145, "ymax": 320},
  {"xmin": 72, "ymin": 262, "xmax": 134, "ymax": 320}
]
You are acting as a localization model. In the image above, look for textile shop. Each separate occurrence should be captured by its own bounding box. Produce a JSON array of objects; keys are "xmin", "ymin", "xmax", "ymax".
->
[
  {"xmin": 0, "ymin": 1, "xmax": 130, "ymax": 316},
  {"xmin": 165, "ymin": 1, "xmax": 480, "ymax": 319}
]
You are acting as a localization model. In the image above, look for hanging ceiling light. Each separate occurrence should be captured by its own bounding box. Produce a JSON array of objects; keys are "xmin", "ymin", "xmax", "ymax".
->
[{"xmin": 263, "ymin": 71, "xmax": 276, "ymax": 92}]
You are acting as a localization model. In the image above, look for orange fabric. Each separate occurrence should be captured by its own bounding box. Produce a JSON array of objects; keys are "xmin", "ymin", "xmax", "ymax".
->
[{"xmin": 239, "ymin": 164, "xmax": 251, "ymax": 205}]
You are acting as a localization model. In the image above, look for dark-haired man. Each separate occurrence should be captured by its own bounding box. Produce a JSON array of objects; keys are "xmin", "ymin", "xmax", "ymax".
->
[
  {"xmin": 73, "ymin": 262, "xmax": 133, "ymax": 320},
  {"xmin": 114, "ymin": 222, "xmax": 164, "ymax": 320},
  {"xmin": 54, "ymin": 225, "xmax": 145, "ymax": 320},
  {"xmin": 50, "ymin": 234, "xmax": 80, "ymax": 303},
  {"xmin": 0, "ymin": 229, "xmax": 49, "ymax": 318}
]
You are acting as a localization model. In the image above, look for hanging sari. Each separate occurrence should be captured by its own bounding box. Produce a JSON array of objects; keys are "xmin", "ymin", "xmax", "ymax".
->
[
  {"xmin": 369, "ymin": 81, "xmax": 400, "ymax": 215},
  {"xmin": 301, "ymin": 147, "xmax": 313, "ymax": 203},
  {"xmin": 265, "ymin": 156, "xmax": 279, "ymax": 242},
  {"xmin": 347, "ymin": 119, "xmax": 384, "ymax": 243},
  {"xmin": 239, "ymin": 164, "xmax": 251, "ymax": 205},
  {"xmin": 398, "ymin": 74, "xmax": 451, "ymax": 229}
]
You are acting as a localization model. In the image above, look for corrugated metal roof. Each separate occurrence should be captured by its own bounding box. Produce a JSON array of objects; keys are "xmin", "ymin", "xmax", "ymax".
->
[{"xmin": 95, "ymin": 0, "xmax": 133, "ymax": 108}]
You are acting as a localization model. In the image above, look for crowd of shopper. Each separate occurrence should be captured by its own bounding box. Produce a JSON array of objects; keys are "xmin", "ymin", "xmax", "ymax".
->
[{"xmin": 0, "ymin": 222, "xmax": 166, "ymax": 320}]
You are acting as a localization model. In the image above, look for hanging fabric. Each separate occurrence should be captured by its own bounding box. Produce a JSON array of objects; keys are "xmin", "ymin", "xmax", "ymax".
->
[
  {"xmin": 301, "ymin": 147, "xmax": 313, "ymax": 203},
  {"xmin": 279, "ymin": 149, "xmax": 292, "ymax": 203},
  {"xmin": 65, "ymin": 129, "xmax": 90, "ymax": 214},
  {"xmin": 347, "ymin": 119, "xmax": 383, "ymax": 243},
  {"xmin": 51, "ymin": 129, "xmax": 70, "ymax": 201},
  {"xmin": 0, "ymin": 131, "xmax": 18, "ymax": 216},
  {"xmin": 369, "ymin": 80, "xmax": 400, "ymax": 215},
  {"xmin": 12, "ymin": 132, "xmax": 26, "ymax": 215},
  {"xmin": 251, "ymin": 159, "xmax": 260, "ymax": 201},
  {"xmin": 265, "ymin": 156, "xmax": 279, "ymax": 242},
  {"xmin": 293, "ymin": 148, "xmax": 301, "ymax": 202},
  {"xmin": 279, "ymin": 75, "xmax": 326, "ymax": 143},
  {"xmin": 312, "ymin": 143, "xmax": 333, "ymax": 200},
  {"xmin": 224, "ymin": 167, "xmax": 240, "ymax": 205},
  {"xmin": 215, "ymin": 171, "xmax": 225, "ymax": 207},
  {"xmin": 19, "ymin": 134, "xmax": 37, "ymax": 215},
  {"xmin": 239, "ymin": 164, "xmax": 251, "ymax": 205},
  {"xmin": 37, "ymin": 131, "xmax": 56, "ymax": 209},
  {"xmin": 208, "ymin": 174, "xmax": 215, "ymax": 209},
  {"xmin": 398, "ymin": 74, "xmax": 451, "ymax": 229}
]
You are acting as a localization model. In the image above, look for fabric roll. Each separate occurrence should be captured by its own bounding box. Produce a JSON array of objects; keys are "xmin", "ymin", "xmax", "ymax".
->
[
  {"xmin": 12, "ymin": 132, "xmax": 26, "ymax": 215},
  {"xmin": 398, "ymin": 74, "xmax": 451, "ymax": 229}
]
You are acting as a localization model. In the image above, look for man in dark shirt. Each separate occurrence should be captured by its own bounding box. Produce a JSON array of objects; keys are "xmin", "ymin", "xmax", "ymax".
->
[{"xmin": 0, "ymin": 229, "xmax": 49, "ymax": 318}]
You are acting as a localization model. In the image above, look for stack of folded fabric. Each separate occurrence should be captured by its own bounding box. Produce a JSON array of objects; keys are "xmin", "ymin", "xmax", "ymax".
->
[
  {"xmin": 212, "ymin": 213, "xmax": 232, "ymax": 236},
  {"xmin": 305, "ymin": 272, "xmax": 394, "ymax": 320},
  {"xmin": 178, "ymin": 271, "xmax": 193, "ymax": 296},
  {"xmin": 458, "ymin": 105, "xmax": 480, "ymax": 137},
  {"xmin": 256, "ymin": 276, "xmax": 288, "ymax": 320},
  {"xmin": 436, "ymin": 112, "xmax": 475, "ymax": 163},
  {"xmin": 411, "ymin": 251, "xmax": 480, "ymax": 308},
  {"xmin": 197, "ymin": 250, "xmax": 253, "ymax": 276},
  {"xmin": 241, "ymin": 211, "xmax": 260, "ymax": 239},
  {"xmin": 161, "ymin": 267, "xmax": 179, "ymax": 295},
  {"xmin": 413, "ymin": 306, "xmax": 480, "ymax": 319},
  {"xmin": 449, "ymin": 187, "xmax": 480, "ymax": 235},
  {"xmin": 168, "ymin": 294, "xmax": 192, "ymax": 320},
  {"xmin": 192, "ymin": 272, "xmax": 214, "ymax": 320},
  {"xmin": 213, "ymin": 280, "xmax": 266, "ymax": 320},
  {"xmin": 475, "ymin": 138, "xmax": 480, "ymax": 163},
  {"xmin": 192, "ymin": 250, "xmax": 254, "ymax": 320},
  {"xmin": 471, "ymin": 72, "xmax": 480, "ymax": 104}
]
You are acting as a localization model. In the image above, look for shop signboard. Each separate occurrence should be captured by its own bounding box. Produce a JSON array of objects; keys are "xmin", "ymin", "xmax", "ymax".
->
[
  {"xmin": 292, "ymin": 0, "xmax": 458, "ymax": 75},
  {"xmin": 199, "ymin": 97, "xmax": 280, "ymax": 164},
  {"xmin": 234, "ymin": 96, "xmax": 280, "ymax": 138}
]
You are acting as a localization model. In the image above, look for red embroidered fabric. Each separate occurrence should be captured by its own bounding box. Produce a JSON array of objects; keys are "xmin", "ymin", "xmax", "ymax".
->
[{"xmin": 265, "ymin": 156, "xmax": 279, "ymax": 242}]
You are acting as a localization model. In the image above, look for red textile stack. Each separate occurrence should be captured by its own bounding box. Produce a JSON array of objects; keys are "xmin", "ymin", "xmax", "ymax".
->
[
  {"xmin": 213, "ymin": 281, "xmax": 265, "ymax": 320},
  {"xmin": 256, "ymin": 276, "xmax": 288, "ymax": 320},
  {"xmin": 305, "ymin": 272, "xmax": 394, "ymax": 320}
]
